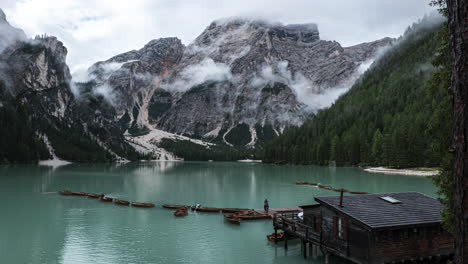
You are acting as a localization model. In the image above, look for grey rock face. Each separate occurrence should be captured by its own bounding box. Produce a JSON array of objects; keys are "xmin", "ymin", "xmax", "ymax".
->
[
  {"xmin": 154, "ymin": 19, "xmax": 392, "ymax": 144},
  {"xmin": 86, "ymin": 18, "xmax": 393, "ymax": 146},
  {"xmin": 88, "ymin": 38, "xmax": 185, "ymax": 124},
  {"xmin": 1, "ymin": 35, "xmax": 72, "ymax": 118},
  {"xmin": 0, "ymin": 9, "xmax": 138, "ymax": 161},
  {"xmin": 0, "ymin": 9, "xmax": 26, "ymax": 53}
]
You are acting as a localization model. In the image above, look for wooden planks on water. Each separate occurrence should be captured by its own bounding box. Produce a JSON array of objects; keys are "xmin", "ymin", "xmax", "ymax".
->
[
  {"xmin": 295, "ymin": 182, "xmax": 368, "ymax": 194},
  {"xmin": 255, "ymin": 207, "xmax": 302, "ymax": 217}
]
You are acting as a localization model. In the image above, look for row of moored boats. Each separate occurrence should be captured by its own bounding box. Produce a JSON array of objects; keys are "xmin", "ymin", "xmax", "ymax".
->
[
  {"xmin": 58, "ymin": 190, "xmax": 155, "ymax": 208},
  {"xmin": 162, "ymin": 204, "xmax": 271, "ymax": 225}
]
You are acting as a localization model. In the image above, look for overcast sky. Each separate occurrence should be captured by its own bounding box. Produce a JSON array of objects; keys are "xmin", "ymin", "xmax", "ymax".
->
[{"xmin": 2, "ymin": 0, "xmax": 436, "ymax": 74}]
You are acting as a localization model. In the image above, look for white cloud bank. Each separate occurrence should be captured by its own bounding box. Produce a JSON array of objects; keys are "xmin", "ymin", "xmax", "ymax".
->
[
  {"xmin": 2, "ymin": 0, "xmax": 436, "ymax": 73},
  {"xmin": 162, "ymin": 58, "xmax": 232, "ymax": 92}
]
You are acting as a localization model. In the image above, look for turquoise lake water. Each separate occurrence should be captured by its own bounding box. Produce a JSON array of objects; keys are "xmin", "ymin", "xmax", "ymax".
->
[{"xmin": 0, "ymin": 162, "xmax": 437, "ymax": 264}]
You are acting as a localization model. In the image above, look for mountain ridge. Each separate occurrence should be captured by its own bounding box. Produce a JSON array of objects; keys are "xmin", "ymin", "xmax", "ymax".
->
[
  {"xmin": 0, "ymin": 9, "xmax": 393, "ymax": 163},
  {"xmin": 83, "ymin": 18, "xmax": 392, "ymax": 156}
]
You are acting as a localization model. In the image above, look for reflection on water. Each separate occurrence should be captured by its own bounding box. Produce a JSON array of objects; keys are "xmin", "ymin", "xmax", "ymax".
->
[{"xmin": 0, "ymin": 162, "xmax": 437, "ymax": 264}]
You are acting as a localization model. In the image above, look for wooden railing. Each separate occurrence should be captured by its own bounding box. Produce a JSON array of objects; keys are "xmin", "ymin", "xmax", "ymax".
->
[{"xmin": 273, "ymin": 213, "xmax": 321, "ymax": 243}]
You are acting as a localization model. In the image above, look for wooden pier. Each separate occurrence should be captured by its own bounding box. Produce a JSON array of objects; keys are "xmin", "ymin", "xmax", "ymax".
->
[{"xmin": 254, "ymin": 207, "xmax": 302, "ymax": 217}]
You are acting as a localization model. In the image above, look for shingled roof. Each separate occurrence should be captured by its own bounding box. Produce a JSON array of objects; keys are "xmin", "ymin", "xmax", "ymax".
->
[{"xmin": 314, "ymin": 192, "xmax": 444, "ymax": 230}]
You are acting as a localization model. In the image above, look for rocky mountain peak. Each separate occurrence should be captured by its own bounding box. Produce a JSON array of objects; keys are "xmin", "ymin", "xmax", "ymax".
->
[
  {"xmin": 82, "ymin": 17, "xmax": 393, "ymax": 151},
  {"xmin": 193, "ymin": 18, "xmax": 320, "ymax": 53},
  {"xmin": 0, "ymin": 8, "xmax": 27, "ymax": 53},
  {"xmin": 33, "ymin": 35, "xmax": 68, "ymax": 64},
  {"xmin": 0, "ymin": 8, "xmax": 6, "ymax": 22}
]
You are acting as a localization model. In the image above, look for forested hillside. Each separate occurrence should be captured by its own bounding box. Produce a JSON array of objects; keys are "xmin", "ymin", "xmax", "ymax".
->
[{"xmin": 263, "ymin": 17, "xmax": 451, "ymax": 168}]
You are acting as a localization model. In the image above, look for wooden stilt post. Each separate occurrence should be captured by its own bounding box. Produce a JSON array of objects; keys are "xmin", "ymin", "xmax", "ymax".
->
[
  {"xmin": 309, "ymin": 243, "xmax": 313, "ymax": 258},
  {"xmin": 274, "ymin": 228, "xmax": 278, "ymax": 244},
  {"xmin": 303, "ymin": 241, "xmax": 307, "ymax": 259},
  {"xmin": 325, "ymin": 253, "xmax": 330, "ymax": 264},
  {"xmin": 284, "ymin": 233, "xmax": 288, "ymax": 250}
]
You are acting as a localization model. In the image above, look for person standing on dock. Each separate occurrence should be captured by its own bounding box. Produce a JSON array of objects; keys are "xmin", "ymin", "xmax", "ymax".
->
[{"xmin": 264, "ymin": 199, "xmax": 269, "ymax": 214}]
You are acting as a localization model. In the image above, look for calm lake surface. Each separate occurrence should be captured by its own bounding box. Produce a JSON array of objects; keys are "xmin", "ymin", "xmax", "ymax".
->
[{"xmin": 0, "ymin": 162, "xmax": 437, "ymax": 264}]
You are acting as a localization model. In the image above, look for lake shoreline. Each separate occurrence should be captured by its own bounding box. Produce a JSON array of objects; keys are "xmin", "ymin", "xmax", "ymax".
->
[{"xmin": 362, "ymin": 167, "xmax": 440, "ymax": 177}]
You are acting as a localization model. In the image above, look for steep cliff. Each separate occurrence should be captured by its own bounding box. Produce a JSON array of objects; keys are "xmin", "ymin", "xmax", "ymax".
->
[
  {"xmin": 0, "ymin": 9, "xmax": 141, "ymax": 163},
  {"xmin": 0, "ymin": 9, "xmax": 394, "ymax": 162},
  {"xmin": 85, "ymin": 18, "xmax": 392, "ymax": 150}
]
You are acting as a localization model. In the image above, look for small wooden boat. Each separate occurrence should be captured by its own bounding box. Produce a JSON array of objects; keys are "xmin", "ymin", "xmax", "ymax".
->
[
  {"xmin": 131, "ymin": 202, "xmax": 155, "ymax": 208},
  {"xmin": 70, "ymin": 191, "xmax": 87, "ymax": 196},
  {"xmin": 348, "ymin": 191, "xmax": 368, "ymax": 194},
  {"xmin": 87, "ymin": 193, "xmax": 104, "ymax": 198},
  {"xmin": 174, "ymin": 207, "xmax": 189, "ymax": 217},
  {"xmin": 224, "ymin": 215, "xmax": 241, "ymax": 225},
  {"xmin": 237, "ymin": 214, "xmax": 271, "ymax": 220},
  {"xmin": 162, "ymin": 204, "xmax": 191, "ymax": 209},
  {"xmin": 296, "ymin": 181, "xmax": 319, "ymax": 186},
  {"xmin": 59, "ymin": 190, "xmax": 72, "ymax": 195},
  {"xmin": 221, "ymin": 208, "xmax": 251, "ymax": 213},
  {"xmin": 267, "ymin": 232, "xmax": 285, "ymax": 242},
  {"xmin": 100, "ymin": 196, "xmax": 113, "ymax": 202},
  {"xmin": 321, "ymin": 186, "xmax": 334, "ymax": 190},
  {"xmin": 226, "ymin": 210, "xmax": 271, "ymax": 220},
  {"xmin": 114, "ymin": 199, "xmax": 130, "ymax": 206},
  {"xmin": 193, "ymin": 207, "xmax": 222, "ymax": 213}
]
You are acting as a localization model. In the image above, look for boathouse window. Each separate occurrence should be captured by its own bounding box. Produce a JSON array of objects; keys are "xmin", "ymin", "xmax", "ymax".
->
[
  {"xmin": 333, "ymin": 216, "xmax": 347, "ymax": 240},
  {"xmin": 338, "ymin": 218, "xmax": 344, "ymax": 239}
]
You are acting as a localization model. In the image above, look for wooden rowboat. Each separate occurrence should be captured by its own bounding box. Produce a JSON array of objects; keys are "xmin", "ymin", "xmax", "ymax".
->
[
  {"xmin": 59, "ymin": 190, "xmax": 72, "ymax": 195},
  {"xmin": 237, "ymin": 214, "xmax": 271, "ymax": 220},
  {"xmin": 221, "ymin": 208, "xmax": 251, "ymax": 213},
  {"xmin": 70, "ymin": 191, "xmax": 87, "ymax": 196},
  {"xmin": 348, "ymin": 191, "xmax": 368, "ymax": 194},
  {"xmin": 174, "ymin": 208, "xmax": 189, "ymax": 217},
  {"xmin": 318, "ymin": 185, "xmax": 334, "ymax": 190},
  {"xmin": 114, "ymin": 199, "xmax": 130, "ymax": 205},
  {"xmin": 193, "ymin": 207, "xmax": 222, "ymax": 212},
  {"xmin": 100, "ymin": 196, "xmax": 113, "ymax": 202},
  {"xmin": 87, "ymin": 193, "xmax": 104, "ymax": 198},
  {"xmin": 224, "ymin": 215, "xmax": 241, "ymax": 225},
  {"xmin": 296, "ymin": 181, "xmax": 320, "ymax": 186},
  {"xmin": 131, "ymin": 202, "xmax": 155, "ymax": 208},
  {"xmin": 267, "ymin": 232, "xmax": 285, "ymax": 242}
]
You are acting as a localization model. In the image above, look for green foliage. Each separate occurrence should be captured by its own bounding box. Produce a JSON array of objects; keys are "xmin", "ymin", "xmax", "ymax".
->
[
  {"xmin": 128, "ymin": 125, "xmax": 150, "ymax": 137},
  {"xmin": 263, "ymin": 21, "xmax": 450, "ymax": 169},
  {"xmin": 429, "ymin": 22, "xmax": 454, "ymax": 232},
  {"xmin": 0, "ymin": 101, "xmax": 51, "ymax": 163},
  {"xmin": 430, "ymin": 0, "xmax": 448, "ymax": 17},
  {"xmin": 148, "ymin": 89, "xmax": 172, "ymax": 120},
  {"xmin": 41, "ymin": 122, "xmax": 114, "ymax": 162},
  {"xmin": 224, "ymin": 124, "xmax": 252, "ymax": 146}
]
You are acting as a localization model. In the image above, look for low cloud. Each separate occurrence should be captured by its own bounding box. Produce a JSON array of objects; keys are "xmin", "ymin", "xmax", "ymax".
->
[
  {"xmin": 250, "ymin": 57, "xmax": 385, "ymax": 111},
  {"xmin": 163, "ymin": 58, "xmax": 232, "ymax": 92},
  {"xmin": 93, "ymin": 83, "xmax": 116, "ymax": 103}
]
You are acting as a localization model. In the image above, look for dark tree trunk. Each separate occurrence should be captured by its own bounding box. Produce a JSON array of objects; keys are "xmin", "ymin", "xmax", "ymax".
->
[{"xmin": 448, "ymin": 0, "xmax": 468, "ymax": 263}]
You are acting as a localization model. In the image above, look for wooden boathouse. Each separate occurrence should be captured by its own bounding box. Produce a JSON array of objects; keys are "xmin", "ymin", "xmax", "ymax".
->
[{"xmin": 272, "ymin": 192, "xmax": 454, "ymax": 264}]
